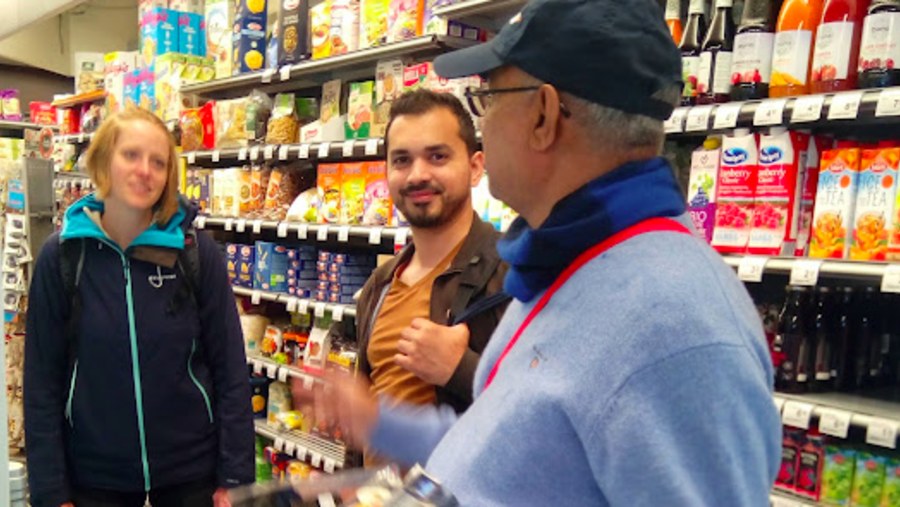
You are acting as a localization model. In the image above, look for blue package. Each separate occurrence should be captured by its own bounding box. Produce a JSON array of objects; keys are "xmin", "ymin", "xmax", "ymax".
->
[
  {"xmin": 178, "ymin": 11, "xmax": 206, "ymax": 56},
  {"xmin": 225, "ymin": 243, "xmax": 240, "ymax": 285},
  {"xmin": 236, "ymin": 244, "xmax": 255, "ymax": 288},
  {"xmin": 253, "ymin": 242, "xmax": 290, "ymax": 292},
  {"xmin": 140, "ymin": 7, "xmax": 179, "ymax": 64}
]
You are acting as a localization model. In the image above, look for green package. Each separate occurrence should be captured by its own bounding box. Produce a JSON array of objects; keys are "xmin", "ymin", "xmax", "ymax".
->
[
  {"xmin": 882, "ymin": 456, "xmax": 900, "ymax": 507},
  {"xmin": 822, "ymin": 445, "xmax": 856, "ymax": 506},
  {"xmin": 853, "ymin": 451, "xmax": 887, "ymax": 507}
]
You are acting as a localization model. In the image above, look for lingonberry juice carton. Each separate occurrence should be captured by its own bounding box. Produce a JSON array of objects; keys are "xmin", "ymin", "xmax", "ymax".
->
[
  {"xmin": 712, "ymin": 128, "xmax": 759, "ymax": 253},
  {"xmin": 810, "ymin": 145, "xmax": 861, "ymax": 259}
]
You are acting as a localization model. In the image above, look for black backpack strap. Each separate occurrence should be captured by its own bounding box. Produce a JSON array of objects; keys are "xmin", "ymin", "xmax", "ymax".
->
[
  {"xmin": 450, "ymin": 291, "xmax": 512, "ymax": 326},
  {"xmin": 59, "ymin": 238, "xmax": 86, "ymax": 369},
  {"xmin": 168, "ymin": 225, "xmax": 202, "ymax": 314}
]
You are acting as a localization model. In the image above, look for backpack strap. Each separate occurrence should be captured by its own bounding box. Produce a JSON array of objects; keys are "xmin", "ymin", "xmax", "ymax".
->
[
  {"xmin": 168, "ymin": 225, "xmax": 202, "ymax": 314},
  {"xmin": 59, "ymin": 238, "xmax": 86, "ymax": 369}
]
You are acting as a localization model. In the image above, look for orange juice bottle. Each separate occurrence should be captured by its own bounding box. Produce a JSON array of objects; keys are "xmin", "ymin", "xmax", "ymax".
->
[
  {"xmin": 770, "ymin": 0, "xmax": 825, "ymax": 97},
  {"xmin": 810, "ymin": 0, "xmax": 871, "ymax": 93},
  {"xmin": 666, "ymin": 0, "xmax": 684, "ymax": 44}
]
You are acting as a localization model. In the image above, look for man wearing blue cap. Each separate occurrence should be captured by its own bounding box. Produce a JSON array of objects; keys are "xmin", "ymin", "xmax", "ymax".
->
[{"xmin": 302, "ymin": 0, "xmax": 781, "ymax": 504}]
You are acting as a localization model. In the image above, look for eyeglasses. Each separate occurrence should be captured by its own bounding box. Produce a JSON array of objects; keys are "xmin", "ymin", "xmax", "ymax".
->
[{"xmin": 464, "ymin": 86, "xmax": 573, "ymax": 118}]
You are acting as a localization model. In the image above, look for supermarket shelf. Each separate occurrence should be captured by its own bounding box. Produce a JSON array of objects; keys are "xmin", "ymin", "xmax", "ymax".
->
[
  {"xmin": 665, "ymin": 86, "xmax": 900, "ymax": 138},
  {"xmin": 54, "ymin": 133, "xmax": 94, "ymax": 145},
  {"xmin": 51, "ymin": 91, "xmax": 106, "ymax": 108},
  {"xmin": 232, "ymin": 285, "xmax": 358, "ymax": 319},
  {"xmin": 182, "ymin": 138, "xmax": 386, "ymax": 164},
  {"xmin": 253, "ymin": 420, "xmax": 347, "ymax": 472},
  {"xmin": 774, "ymin": 391, "xmax": 900, "ymax": 448},
  {"xmin": 721, "ymin": 255, "xmax": 897, "ymax": 283},
  {"xmin": 181, "ymin": 35, "xmax": 478, "ymax": 99},
  {"xmin": 0, "ymin": 121, "xmax": 56, "ymax": 132},
  {"xmin": 432, "ymin": 0, "xmax": 526, "ymax": 29},
  {"xmin": 770, "ymin": 490, "xmax": 818, "ymax": 507},
  {"xmin": 246, "ymin": 354, "xmax": 324, "ymax": 387},
  {"xmin": 199, "ymin": 216, "xmax": 410, "ymax": 248}
]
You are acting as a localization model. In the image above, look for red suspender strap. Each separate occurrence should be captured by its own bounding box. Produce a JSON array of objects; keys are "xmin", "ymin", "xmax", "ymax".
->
[{"xmin": 482, "ymin": 217, "xmax": 692, "ymax": 390}]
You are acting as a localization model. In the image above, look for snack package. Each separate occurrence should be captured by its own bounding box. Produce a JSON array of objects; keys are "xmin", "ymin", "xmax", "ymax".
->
[
  {"xmin": 363, "ymin": 161, "xmax": 391, "ymax": 226},
  {"xmin": 775, "ymin": 428, "xmax": 803, "ymax": 492},
  {"xmin": 180, "ymin": 107, "xmax": 203, "ymax": 152},
  {"xmin": 320, "ymin": 79, "xmax": 342, "ymax": 124},
  {"xmin": 303, "ymin": 326, "xmax": 332, "ymax": 374},
  {"xmin": 311, "ymin": 0, "xmax": 333, "ymax": 60},
  {"xmin": 318, "ymin": 163, "xmax": 342, "ymax": 223},
  {"xmin": 264, "ymin": 168, "xmax": 310, "ymax": 220},
  {"xmin": 205, "ymin": 0, "xmax": 235, "ymax": 78},
  {"xmin": 80, "ymin": 103, "xmax": 104, "ymax": 134},
  {"xmin": 796, "ymin": 432, "xmax": 825, "ymax": 500},
  {"xmin": 0, "ymin": 90, "xmax": 23, "ymax": 121},
  {"xmin": 278, "ymin": 0, "xmax": 311, "ymax": 65},
  {"xmin": 388, "ymin": 0, "xmax": 424, "ymax": 43},
  {"xmin": 331, "ymin": 0, "xmax": 360, "ymax": 56},
  {"xmin": 214, "ymin": 91, "xmax": 272, "ymax": 148},
  {"xmin": 249, "ymin": 376, "xmax": 269, "ymax": 418},
  {"xmin": 341, "ymin": 162, "xmax": 366, "ymax": 224},
  {"xmin": 266, "ymin": 381, "xmax": 292, "ymax": 427},
  {"xmin": 251, "ymin": 165, "xmax": 272, "ymax": 213},
  {"xmin": 233, "ymin": 0, "xmax": 268, "ymax": 74},
  {"xmin": 851, "ymin": 147, "xmax": 900, "ymax": 261},
  {"xmin": 810, "ymin": 147, "xmax": 861, "ymax": 259},
  {"xmin": 360, "ymin": 0, "xmax": 390, "ymax": 49},
  {"xmin": 266, "ymin": 93, "xmax": 300, "ymax": 144},
  {"xmin": 345, "ymin": 81, "xmax": 374, "ymax": 139}
]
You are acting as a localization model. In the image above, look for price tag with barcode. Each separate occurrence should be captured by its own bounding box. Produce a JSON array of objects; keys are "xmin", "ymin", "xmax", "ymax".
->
[
  {"xmin": 310, "ymin": 453, "xmax": 322, "ymax": 468},
  {"xmin": 187, "ymin": 152, "xmax": 196, "ymax": 164},
  {"xmin": 318, "ymin": 142, "xmax": 330, "ymax": 158},
  {"xmin": 297, "ymin": 223, "xmax": 309, "ymax": 239},
  {"xmin": 365, "ymin": 138, "xmax": 380, "ymax": 156},
  {"xmin": 277, "ymin": 368, "xmax": 289, "ymax": 383},
  {"xmin": 791, "ymin": 95, "xmax": 826, "ymax": 123},
  {"xmin": 685, "ymin": 105, "xmax": 714, "ymax": 132},
  {"xmin": 274, "ymin": 437, "xmax": 285, "ymax": 451},
  {"xmin": 279, "ymin": 65, "xmax": 292, "ymax": 81},
  {"xmin": 317, "ymin": 494, "xmax": 336, "ymax": 507},
  {"xmin": 278, "ymin": 145, "xmax": 290, "ymax": 160},
  {"xmin": 663, "ymin": 107, "xmax": 688, "ymax": 133},
  {"xmin": 867, "ymin": 418, "xmax": 898, "ymax": 449},
  {"xmin": 238, "ymin": 148, "xmax": 248, "ymax": 161},
  {"xmin": 252, "ymin": 360, "xmax": 263, "ymax": 375},
  {"xmin": 315, "ymin": 303, "xmax": 326, "ymax": 318},
  {"xmin": 284, "ymin": 441, "xmax": 296, "ymax": 455},
  {"xmin": 235, "ymin": 219, "xmax": 247, "ymax": 233},
  {"xmin": 753, "ymin": 99, "xmax": 788, "ymax": 126},
  {"xmin": 368, "ymin": 227, "xmax": 383, "ymax": 245},
  {"xmin": 196, "ymin": 216, "xmax": 207, "ymax": 229},
  {"xmin": 264, "ymin": 145, "xmax": 274, "ymax": 160},
  {"xmin": 298, "ymin": 299, "xmax": 309, "ymax": 315},
  {"xmin": 882, "ymin": 264, "xmax": 900, "ymax": 293},
  {"xmin": 395, "ymin": 228, "xmax": 410, "ymax": 248},
  {"xmin": 819, "ymin": 408, "xmax": 852, "ymax": 439},
  {"xmin": 295, "ymin": 444, "xmax": 308, "ymax": 460},
  {"xmin": 738, "ymin": 256, "xmax": 768, "ymax": 282},
  {"xmin": 342, "ymin": 140, "xmax": 355, "ymax": 157},
  {"xmin": 877, "ymin": 88, "xmax": 900, "ymax": 116},
  {"xmin": 828, "ymin": 91, "xmax": 864, "ymax": 120},
  {"xmin": 323, "ymin": 458, "xmax": 336, "ymax": 474},
  {"xmin": 790, "ymin": 260, "xmax": 822, "ymax": 286},
  {"xmin": 337, "ymin": 226, "xmax": 350, "ymax": 242},
  {"xmin": 712, "ymin": 103, "xmax": 742, "ymax": 129},
  {"xmin": 251, "ymin": 290, "xmax": 262, "ymax": 305},
  {"xmin": 333, "ymin": 305, "xmax": 345, "ymax": 322},
  {"xmin": 285, "ymin": 297, "xmax": 298, "ymax": 313},
  {"xmin": 277, "ymin": 222, "xmax": 289, "ymax": 238},
  {"xmin": 250, "ymin": 146, "xmax": 260, "ymax": 161},
  {"xmin": 266, "ymin": 363, "xmax": 278, "ymax": 379},
  {"xmin": 317, "ymin": 226, "xmax": 329, "ymax": 242},
  {"xmin": 299, "ymin": 144, "xmax": 310, "ymax": 159},
  {"xmin": 252, "ymin": 219, "xmax": 263, "ymax": 234},
  {"xmin": 212, "ymin": 150, "xmax": 220, "ymax": 162},
  {"xmin": 302, "ymin": 375, "xmax": 313, "ymax": 390},
  {"xmin": 782, "ymin": 400, "xmax": 815, "ymax": 429},
  {"xmin": 261, "ymin": 69, "xmax": 275, "ymax": 83},
  {"xmin": 224, "ymin": 218, "xmax": 234, "ymax": 231}
]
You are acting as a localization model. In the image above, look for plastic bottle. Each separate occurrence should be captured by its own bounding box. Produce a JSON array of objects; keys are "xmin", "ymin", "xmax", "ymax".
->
[
  {"xmin": 698, "ymin": 0, "xmax": 737, "ymax": 104},
  {"xmin": 810, "ymin": 0, "xmax": 871, "ymax": 93},
  {"xmin": 771, "ymin": 0, "xmax": 825, "ymax": 97},
  {"xmin": 731, "ymin": 0, "xmax": 776, "ymax": 100},
  {"xmin": 666, "ymin": 0, "xmax": 684, "ymax": 44},
  {"xmin": 680, "ymin": 0, "xmax": 708, "ymax": 105},
  {"xmin": 858, "ymin": 0, "xmax": 900, "ymax": 88}
]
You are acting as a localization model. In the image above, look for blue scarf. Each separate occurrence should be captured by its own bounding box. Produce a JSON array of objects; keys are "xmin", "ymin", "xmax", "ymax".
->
[{"xmin": 498, "ymin": 157, "xmax": 686, "ymax": 302}]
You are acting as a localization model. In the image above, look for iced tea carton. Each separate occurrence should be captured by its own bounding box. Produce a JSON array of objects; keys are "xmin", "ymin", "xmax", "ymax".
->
[
  {"xmin": 748, "ymin": 128, "xmax": 809, "ymax": 256},
  {"xmin": 795, "ymin": 136, "xmax": 829, "ymax": 257},
  {"xmin": 686, "ymin": 136, "xmax": 721, "ymax": 244},
  {"xmin": 810, "ymin": 146, "xmax": 861, "ymax": 259},
  {"xmin": 712, "ymin": 129, "xmax": 759, "ymax": 254},
  {"xmin": 850, "ymin": 145, "xmax": 899, "ymax": 261}
]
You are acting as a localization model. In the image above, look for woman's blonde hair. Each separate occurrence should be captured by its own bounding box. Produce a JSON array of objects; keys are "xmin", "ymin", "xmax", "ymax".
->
[{"xmin": 84, "ymin": 107, "xmax": 180, "ymax": 226}]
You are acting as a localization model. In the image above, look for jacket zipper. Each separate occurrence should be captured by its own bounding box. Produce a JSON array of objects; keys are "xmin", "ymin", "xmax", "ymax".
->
[
  {"xmin": 188, "ymin": 339, "xmax": 214, "ymax": 423},
  {"xmin": 65, "ymin": 360, "xmax": 78, "ymax": 427}
]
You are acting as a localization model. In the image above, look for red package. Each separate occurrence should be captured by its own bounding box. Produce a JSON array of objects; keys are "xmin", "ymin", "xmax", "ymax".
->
[
  {"xmin": 200, "ymin": 101, "xmax": 215, "ymax": 149},
  {"xmin": 58, "ymin": 107, "xmax": 81, "ymax": 135},
  {"xmin": 28, "ymin": 102, "xmax": 57, "ymax": 126}
]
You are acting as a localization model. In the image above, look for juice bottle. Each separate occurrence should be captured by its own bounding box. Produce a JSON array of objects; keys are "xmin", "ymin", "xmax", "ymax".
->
[
  {"xmin": 731, "ymin": 0, "xmax": 776, "ymax": 100},
  {"xmin": 773, "ymin": 286, "xmax": 812, "ymax": 392},
  {"xmin": 666, "ymin": 0, "xmax": 684, "ymax": 44},
  {"xmin": 680, "ymin": 0, "xmax": 708, "ymax": 105},
  {"xmin": 858, "ymin": 0, "xmax": 900, "ymax": 88},
  {"xmin": 810, "ymin": 0, "xmax": 871, "ymax": 93},
  {"xmin": 698, "ymin": 0, "xmax": 736, "ymax": 104},
  {"xmin": 771, "ymin": 0, "xmax": 825, "ymax": 97}
]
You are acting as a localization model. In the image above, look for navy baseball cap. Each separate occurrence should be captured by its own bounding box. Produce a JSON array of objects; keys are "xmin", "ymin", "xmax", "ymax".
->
[{"xmin": 433, "ymin": 0, "xmax": 682, "ymax": 121}]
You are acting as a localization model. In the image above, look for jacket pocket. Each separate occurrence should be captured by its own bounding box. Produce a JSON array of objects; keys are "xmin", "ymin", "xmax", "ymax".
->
[
  {"xmin": 188, "ymin": 339, "xmax": 214, "ymax": 424},
  {"xmin": 65, "ymin": 360, "xmax": 79, "ymax": 428}
]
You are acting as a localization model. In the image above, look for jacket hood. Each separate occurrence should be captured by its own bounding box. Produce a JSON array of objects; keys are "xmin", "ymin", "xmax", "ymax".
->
[{"xmin": 60, "ymin": 193, "xmax": 190, "ymax": 251}]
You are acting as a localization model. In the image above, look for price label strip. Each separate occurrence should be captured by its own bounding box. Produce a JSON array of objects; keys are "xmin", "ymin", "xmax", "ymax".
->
[
  {"xmin": 252, "ymin": 219, "xmax": 263, "ymax": 234},
  {"xmin": 866, "ymin": 417, "xmax": 898, "ymax": 449},
  {"xmin": 277, "ymin": 368, "xmax": 289, "ymax": 383},
  {"xmin": 212, "ymin": 150, "xmax": 221, "ymax": 163},
  {"xmin": 685, "ymin": 105, "xmax": 713, "ymax": 132},
  {"xmin": 251, "ymin": 290, "xmax": 262, "ymax": 305},
  {"xmin": 773, "ymin": 396, "xmax": 786, "ymax": 414},
  {"xmin": 278, "ymin": 145, "xmax": 290, "ymax": 160},
  {"xmin": 337, "ymin": 226, "xmax": 350, "ymax": 242},
  {"xmin": 252, "ymin": 360, "xmax": 263, "ymax": 375},
  {"xmin": 876, "ymin": 88, "xmax": 900, "ymax": 117},
  {"xmin": 277, "ymin": 222, "xmax": 289, "ymax": 238},
  {"xmin": 283, "ymin": 440, "xmax": 296, "ymax": 455},
  {"xmin": 882, "ymin": 264, "xmax": 900, "ymax": 293},
  {"xmin": 332, "ymin": 305, "xmax": 345, "ymax": 322},
  {"xmin": 827, "ymin": 91, "xmax": 865, "ymax": 120},
  {"xmin": 315, "ymin": 303, "xmax": 326, "ymax": 318},
  {"xmin": 249, "ymin": 146, "xmax": 260, "ymax": 161},
  {"xmin": 235, "ymin": 219, "xmax": 247, "ymax": 233},
  {"xmin": 663, "ymin": 107, "xmax": 688, "ymax": 133},
  {"xmin": 737, "ymin": 256, "xmax": 768, "ymax": 282},
  {"xmin": 186, "ymin": 152, "xmax": 196, "ymax": 164},
  {"xmin": 266, "ymin": 363, "xmax": 278, "ymax": 379},
  {"xmin": 753, "ymin": 99, "xmax": 788, "ymax": 126},
  {"xmin": 789, "ymin": 259, "xmax": 822, "ymax": 287},
  {"xmin": 285, "ymin": 297, "xmax": 298, "ymax": 313},
  {"xmin": 274, "ymin": 437, "xmax": 285, "ymax": 452},
  {"xmin": 368, "ymin": 227, "xmax": 383, "ymax": 245},
  {"xmin": 323, "ymin": 458, "xmax": 336, "ymax": 474},
  {"xmin": 713, "ymin": 102, "xmax": 742, "ymax": 130},
  {"xmin": 298, "ymin": 299, "xmax": 310, "ymax": 315},
  {"xmin": 279, "ymin": 65, "xmax": 292, "ymax": 81},
  {"xmin": 264, "ymin": 145, "xmax": 274, "ymax": 160},
  {"xmin": 224, "ymin": 218, "xmax": 234, "ymax": 231},
  {"xmin": 195, "ymin": 216, "xmax": 207, "ymax": 229},
  {"xmin": 317, "ymin": 226, "xmax": 329, "ymax": 242},
  {"xmin": 365, "ymin": 138, "xmax": 380, "ymax": 156},
  {"xmin": 317, "ymin": 142, "xmax": 331, "ymax": 159},
  {"xmin": 342, "ymin": 140, "xmax": 355, "ymax": 157},
  {"xmin": 781, "ymin": 400, "xmax": 815, "ymax": 430},
  {"xmin": 299, "ymin": 144, "xmax": 310, "ymax": 159},
  {"xmin": 297, "ymin": 223, "xmax": 309, "ymax": 240},
  {"xmin": 238, "ymin": 148, "xmax": 248, "ymax": 161},
  {"xmin": 791, "ymin": 95, "xmax": 826, "ymax": 123},
  {"xmin": 818, "ymin": 408, "xmax": 852, "ymax": 439}
]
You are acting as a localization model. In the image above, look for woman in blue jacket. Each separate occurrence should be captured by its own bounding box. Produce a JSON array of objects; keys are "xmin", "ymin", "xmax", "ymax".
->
[{"xmin": 24, "ymin": 108, "xmax": 254, "ymax": 507}]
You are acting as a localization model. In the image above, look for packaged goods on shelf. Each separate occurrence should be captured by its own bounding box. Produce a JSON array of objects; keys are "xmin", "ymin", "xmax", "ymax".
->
[
  {"xmin": 320, "ymin": 79, "xmax": 342, "ymax": 124},
  {"xmin": 345, "ymin": 81, "xmax": 374, "ymax": 139},
  {"xmin": 154, "ymin": 53, "xmax": 187, "ymax": 121},
  {"xmin": 266, "ymin": 93, "xmax": 301, "ymax": 144},
  {"xmin": 0, "ymin": 90, "xmax": 22, "ymax": 121},
  {"xmin": 169, "ymin": 0, "xmax": 205, "ymax": 14},
  {"xmin": 286, "ymin": 188, "xmax": 320, "ymax": 223},
  {"xmin": 850, "ymin": 146, "xmax": 899, "ymax": 261},
  {"xmin": 311, "ymin": 0, "xmax": 333, "ymax": 60},
  {"xmin": 318, "ymin": 163, "xmax": 342, "ymax": 224},
  {"xmin": 331, "ymin": 0, "xmax": 361, "ymax": 56},
  {"xmin": 387, "ymin": 0, "xmax": 425, "ymax": 43},
  {"xmin": 852, "ymin": 451, "xmax": 887, "ymax": 507},
  {"xmin": 234, "ymin": 0, "xmax": 269, "ymax": 74},
  {"xmin": 264, "ymin": 167, "xmax": 313, "ymax": 221},
  {"xmin": 278, "ymin": 0, "xmax": 311, "ymax": 66},
  {"xmin": 206, "ymin": 0, "xmax": 235, "ymax": 78},
  {"xmin": 821, "ymin": 444, "xmax": 855, "ymax": 506},
  {"xmin": 810, "ymin": 146, "xmax": 861, "ymax": 259},
  {"xmin": 177, "ymin": 11, "xmax": 206, "ymax": 56},
  {"xmin": 74, "ymin": 52, "xmax": 105, "ymax": 95},
  {"xmin": 103, "ymin": 52, "xmax": 139, "ymax": 114},
  {"xmin": 687, "ymin": 136, "xmax": 722, "ymax": 244},
  {"xmin": 140, "ymin": 8, "xmax": 179, "ymax": 68},
  {"xmin": 180, "ymin": 102, "xmax": 216, "ymax": 151},
  {"xmin": 795, "ymin": 136, "xmax": 826, "ymax": 257},
  {"xmin": 254, "ymin": 242, "xmax": 292, "ymax": 292},
  {"xmin": 712, "ymin": 129, "xmax": 759, "ymax": 254},
  {"xmin": 403, "ymin": 61, "xmax": 438, "ymax": 91},
  {"xmin": 340, "ymin": 162, "xmax": 365, "ymax": 224},
  {"xmin": 242, "ymin": 313, "xmax": 271, "ymax": 356},
  {"xmin": 249, "ymin": 165, "xmax": 272, "ymax": 215},
  {"xmin": 374, "ymin": 58, "xmax": 404, "ymax": 136},
  {"xmin": 138, "ymin": 68, "xmax": 156, "ymax": 111},
  {"xmin": 138, "ymin": 0, "xmax": 166, "ymax": 21},
  {"xmin": 124, "ymin": 70, "xmax": 140, "ymax": 110},
  {"xmin": 214, "ymin": 91, "xmax": 272, "ymax": 148},
  {"xmin": 28, "ymin": 102, "xmax": 55, "ymax": 125},
  {"xmin": 238, "ymin": 166, "xmax": 254, "ymax": 215},
  {"xmin": 360, "ymin": 0, "xmax": 390, "ymax": 49},
  {"xmin": 363, "ymin": 161, "xmax": 391, "ymax": 226}
]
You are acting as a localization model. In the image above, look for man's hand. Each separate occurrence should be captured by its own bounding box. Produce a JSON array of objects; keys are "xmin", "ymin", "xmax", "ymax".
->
[
  {"xmin": 395, "ymin": 319, "xmax": 469, "ymax": 386},
  {"xmin": 291, "ymin": 371, "xmax": 379, "ymax": 450},
  {"xmin": 213, "ymin": 487, "xmax": 231, "ymax": 507}
]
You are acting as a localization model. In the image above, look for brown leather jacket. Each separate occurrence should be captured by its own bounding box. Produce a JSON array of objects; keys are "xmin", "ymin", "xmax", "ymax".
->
[{"xmin": 354, "ymin": 213, "xmax": 509, "ymax": 413}]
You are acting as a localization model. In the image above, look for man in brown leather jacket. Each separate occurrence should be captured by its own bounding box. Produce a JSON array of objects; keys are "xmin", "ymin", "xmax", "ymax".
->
[{"xmin": 354, "ymin": 90, "xmax": 508, "ymax": 415}]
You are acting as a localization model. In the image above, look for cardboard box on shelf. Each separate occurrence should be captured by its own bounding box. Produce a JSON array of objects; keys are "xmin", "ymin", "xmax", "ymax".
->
[
  {"xmin": 140, "ymin": 7, "xmax": 179, "ymax": 69},
  {"xmin": 104, "ymin": 51, "xmax": 139, "ymax": 114},
  {"xmin": 74, "ymin": 52, "xmax": 106, "ymax": 95},
  {"xmin": 278, "ymin": 0, "xmax": 311, "ymax": 66},
  {"xmin": 153, "ymin": 53, "xmax": 188, "ymax": 122},
  {"xmin": 169, "ymin": 0, "xmax": 205, "ymax": 14},
  {"xmin": 387, "ymin": 0, "xmax": 424, "ymax": 43},
  {"xmin": 310, "ymin": 0, "xmax": 333, "ymax": 60},
  {"xmin": 178, "ymin": 11, "xmax": 206, "ymax": 56},
  {"xmin": 359, "ymin": 0, "xmax": 389, "ymax": 49},
  {"xmin": 138, "ymin": 0, "xmax": 167, "ymax": 21},
  {"xmin": 330, "ymin": 0, "xmax": 360, "ymax": 56},
  {"xmin": 233, "ymin": 0, "xmax": 268, "ymax": 74},
  {"xmin": 205, "ymin": 0, "xmax": 234, "ymax": 78}
]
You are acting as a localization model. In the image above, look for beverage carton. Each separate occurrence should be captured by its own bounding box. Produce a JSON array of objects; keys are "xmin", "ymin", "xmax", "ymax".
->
[
  {"xmin": 712, "ymin": 129, "xmax": 758, "ymax": 254},
  {"xmin": 852, "ymin": 452, "xmax": 887, "ymax": 507},
  {"xmin": 795, "ymin": 136, "xmax": 828, "ymax": 257},
  {"xmin": 796, "ymin": 433, "xmax": 825, "ymax": 500},
  {"xmin": 363, "ymin": 161, "xmax": 391, "ymax": 226},
  {"xmin": 340, "ymin": 162, "xmax": 366, "ymax": 224},
  {"xmin": 810, "ymin": 147, "xmax": 861, "ymax": 259},
  {"xmin": 851, "ymin": 147, "xmax": 899, "ymax": 261},
  {"xmin": 748, "ymin": 128, "xmax": 809, "ymax": 256},
  {"xmin": 821, "ymin": 444, "xmax": 856, "ymax": 506},
  {"xmin": 775, "ymin": 428, "xmax": 804, "ymax": 492},
  {"xmin": 882, "ymin": 456, "xmax": 900, "ymax": 507},
  {"xmin": 205, "ymin": 0, "xmax": 235, "ymax": 78},
  {"xmin": 686, "ymin": 136, "xmax": 721, "ymax": 244}
]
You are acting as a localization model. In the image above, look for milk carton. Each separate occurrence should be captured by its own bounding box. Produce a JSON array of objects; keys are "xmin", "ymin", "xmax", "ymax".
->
[
  {"xmin": 850, "ymin": 146, "xmax": 899, "ymax": 261},
  {"xmin": 712, "ymin": 129, "xmax": 759, "ymax": 254},
  {"xmin": 686, "ymin": 136, "xmax": 721, "ymax": 244},
  {"xmin": 748, "ymin": 128, "xmax": 809, "ymax": 256},
  {"xmin": 810, "ymin": 146, "xmax": 860, "ymax": 259}
]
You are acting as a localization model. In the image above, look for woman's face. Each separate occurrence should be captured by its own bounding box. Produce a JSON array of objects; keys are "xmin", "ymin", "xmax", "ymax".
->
[{"xmin": 107, "ymin": 119, "xmax": 170, "ymax": 215}]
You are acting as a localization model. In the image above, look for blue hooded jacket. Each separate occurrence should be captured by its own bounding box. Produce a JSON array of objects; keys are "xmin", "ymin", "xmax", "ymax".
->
[{"xmin": 24, "ymin": 194, "xmax": 254, "ymax": 506}]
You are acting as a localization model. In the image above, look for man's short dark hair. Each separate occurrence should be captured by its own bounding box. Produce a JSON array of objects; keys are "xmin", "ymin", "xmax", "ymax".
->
[{"xmin": 385, "ymin": 89, "xmax": 479, "ymax": 156}]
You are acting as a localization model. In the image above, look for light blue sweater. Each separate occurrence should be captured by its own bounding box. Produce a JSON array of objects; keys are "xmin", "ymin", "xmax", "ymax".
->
[{"xmin": 370, "ymin": 219, "xmax": 781, "ymax": 506}]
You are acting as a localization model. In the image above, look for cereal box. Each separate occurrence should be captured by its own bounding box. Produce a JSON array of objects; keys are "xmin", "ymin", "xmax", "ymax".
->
[
  {"xmin": 686, "ymin": 137, "xmax": 721, "ymax": 244},
  {"xmin": 403, "ymin": 61, "xmax": 437, "ymax": 91},
  {"xmin": 331, "ymin": 0, "xmax": 360, "ymax": 56},
  {"xmin": 360, "ymin": 0, "xmax": 390, "ymax": 49},
  {"xmin": 178, "ymin": 12, "xmax": 206, "ymax": 56},
  {"xmin": 363, "ymin": 161, "xmax": 391, "ymax": 226},
  {"xmin": 124, "ymin": 70, "xmax": 141, "ymax": 109},
  {"xmin": 748, "ymin": 128, "xmax": 809, "ymax": 256},
  {"xmin": 169, "ymin": 0, "xmax": 205, "ymax": 13},
  {"xmin": 139, "ymin": 0, "xmax": 167, "ymax": 21},
  {"xmin": 852, "ymin": 452, "xmax": 887, "ymax": 507},
  {"xmin": 821, "ymin": 445, "xmax": 856, "ymax": 506},
  {"xmin": 341, "ymin": 162, "xmax": 366, "ymax": 224},
  {"xmin": 881, "ymin": 456, "xmax": 900, "ymax": 507},
  {"xmin": 138, "ymin": 68, "xmax": 156, "ymax": 112},
  {"xmin": 153, "ymin": 53, "xmax": 187, "ymax": 122},
  {"xmin": 311, "ymin": 0, "xmax": 333, "ymax": 60},
  {"xmin": 103, "ymin": 52, "xmax": 138, "ymax": 114},
  {"xmin": 795, "ymin": 136, "xmax": 827, "ymax": 257},
  {"xmin": 345, "ymin": 81, "xmax": 374, "ymax": 139},
  {"xmin": 388, "ymin": 0, "xmax": 424, "ymax": 43},
  {"xmin": 205, "ymin": 0, "xmax": 234, "ymax": 78},
  {"xmin": 374, "ymin": 58, "xmax": 404, "ymax": 136},
  {"xmin": 233, "ymin": 0, "xmax": 268, "ymax": 74},
  {"xmin": 74, "ymin": 52, "xmax": 105, "ymax": 95},
  {"xmin": 711, "ymin": 129, "xmax": 758, "ymax": 254},
  {"xmin": 318, "ymin": 163, "xmax": 342, "ymax": 223},
  {"xmin": 850, "ymin": 147, "xmax": 899, "ymax": 261},
  {"xmin": 810, "ymin": 147, "xmax": 860, "ymax": 259},
  {"xmin": 278, "ymin": 0, "xmax": 311, "ymax": 66},
  {"xmin": 320, "ymin": 79, "xmax": 342, "ymax": 124},
  {"xmin": 140, "ymin": 8, "xmax": 179, "ymax": 69}
]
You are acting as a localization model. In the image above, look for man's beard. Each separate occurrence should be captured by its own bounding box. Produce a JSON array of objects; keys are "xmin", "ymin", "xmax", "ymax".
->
[{"xmin": 397, "ymin": 183, "xmax": 468, "ymax": 229}]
